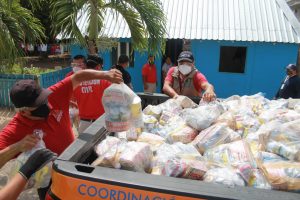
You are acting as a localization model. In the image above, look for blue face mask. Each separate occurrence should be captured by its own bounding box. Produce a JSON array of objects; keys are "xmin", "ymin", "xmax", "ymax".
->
[{"xmin": 31, "ymin": 104, "xmax": 50, "ymax": 118}]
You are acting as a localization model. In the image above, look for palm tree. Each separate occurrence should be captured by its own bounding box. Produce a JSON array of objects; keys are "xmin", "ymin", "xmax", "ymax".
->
[
  {"xmin": 0, "ymin": 0, "xmax": 45, "ymax": 65},
  {"xmin": 50, "ymin": 0, "xmax": 166, "ymax": 54}
]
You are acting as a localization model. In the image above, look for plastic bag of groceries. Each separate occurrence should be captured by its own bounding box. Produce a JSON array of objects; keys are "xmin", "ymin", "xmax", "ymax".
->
[
  {"xmin": 9, "ymin": 130, "xmax": 53, "ymax": 189},
  {"xmin": 248, "ymin": 169, "xmax": 272, "ymax": 189},
  {"xmin": 103, "ymin": 83, "xmax": 143, "ymax": 132},
  {"xmin": 192, "ymin": 123, "xmax": 241, "ymax": 154},
  {"xmin": 143, "ymin": 105, "xmax": 162, "ymax": 119},
  {"xmin": 258, "ymin": 109, "xmax": 300, "ymax": 124},
  {"xmin": 245, "ymin": 120, "xmax": 283, "ymax": 155},
  {"xmin": 180, "ymin": 159, "xmax": 209, "ymax": 180},
  {"xmin": 158, "ymin": 98, "xmax": 182, "ymax": 114},
  {"xmin": 261, "ymin": 119, "xmax": 300, "ymax": 161},
  {"xmin": 92, "ymin": 136, "xmax": 126, "ymax": 168},
  {"xmin": 204, "ymin": 140, "xmax": 257, "ymax": 169},
  {"xmin": 234, "ymin": 108, "xmax": 261, "ymax": 138},
  {"xmin": 137, "ymin": 132, "xmax": 165, "ymax": 152},
  {"xmin": 203, "ymin": 167, "xmax": 246, "ymax": 187},
  {"xmin": 216, "ymin": 111, "xmax": 237, "ymax": 130},
  {"xmin": 115, "ymin": 128, "xmax": 141, "ymax": 141},
  {"xmin": 159, "ymin": 111, "xmax": 176, "ymax": 126},
  {"xmin": 119, "ymin": 142, "xmax": 153, "ymax": 172},
  {"xmin": 152, "ymin": 143, "xmax": 201, "ymax": 176},
  {"xmin": 180, "ymin": 103, "xmax": 224, "ymax": 131},
  {"xmin": 174, "ymin": 95, "xmax": 197, "ymax": 109},
  {"xmin": 143, "ymin": 114, "xmax": 159, "ymax": 133},
  {"xmin": 156, "ymin": 115, "xmax": 198, "ymax": 143},
  {"xmin": 260, "ymin": 160, "xmax": 300, "ymax": 191}
]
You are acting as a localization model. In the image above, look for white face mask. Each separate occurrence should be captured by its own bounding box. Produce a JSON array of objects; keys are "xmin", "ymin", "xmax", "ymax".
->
[
  {"xmin": 72, "ymin": 66, "xmax": 82, "ymax": 73},
  {"xmin": 178, "ymin": 64, "xmax": 192, "ymax": 75}
]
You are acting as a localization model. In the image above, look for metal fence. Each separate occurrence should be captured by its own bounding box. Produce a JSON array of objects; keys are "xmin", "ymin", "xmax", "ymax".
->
[{"xmin": 0, "ymin": 67, "xmax": 71, "ymax": 107}]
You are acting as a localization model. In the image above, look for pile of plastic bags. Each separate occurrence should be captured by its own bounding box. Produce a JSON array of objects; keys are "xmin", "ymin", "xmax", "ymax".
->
[{"xmin": 94, "ymin": 93, "xmax": 300, "ymax": 193}]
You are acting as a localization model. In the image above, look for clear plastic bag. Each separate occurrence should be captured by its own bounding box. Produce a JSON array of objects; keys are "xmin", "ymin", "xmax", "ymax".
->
[
  {"xmin": 204, "ymin": 140, "xmax": 257, "ymax": 169},
  {"xmin": 261, "ymin": 161, "xmax": 300, "ymax": 191},
  {"xmin": 103, "ymin": 83, "xmax": 143, "ymax": 132},
  {"xmin": 9, "ymin": 130, "xmax": 52, "ymax": 189},
  {"xmin": 180, "ymin": 103, "xmax": 224, "ymax": 131},
  {"xmin": 192, "ymin": 123, "xmax": 240, "ymax": 154},
  {"xmin": 92, "ymin": 136, "xmax": 125, "ymax": 168},
  {"xmin": 152, "ymin": 143, "xmax": 201, "ymax": 176},
  {"xmin": 119, "ymin": 142, "xmax": 153, "ymax": 173},
  {"xmin": 137, "ymin": 132, "xmax": 165, "ymax": 152},
  {"xmin": 203, "ymin": 167, "xmax": 246, "ymax": 187},
  {"xmin": 262, "ymin": 119, "xmax": 300, "ymax": 161}
]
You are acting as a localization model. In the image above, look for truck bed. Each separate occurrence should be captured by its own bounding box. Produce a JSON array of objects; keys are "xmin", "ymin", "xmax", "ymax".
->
[{"xmin": 51, "ymin": 114, "xmax": 300, "ymax": 200}]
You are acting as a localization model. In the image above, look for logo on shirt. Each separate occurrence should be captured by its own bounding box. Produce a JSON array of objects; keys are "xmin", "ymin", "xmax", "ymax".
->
[{"xmin": 52, "ymin": 110, "xmax": 63, "ymax": 122}]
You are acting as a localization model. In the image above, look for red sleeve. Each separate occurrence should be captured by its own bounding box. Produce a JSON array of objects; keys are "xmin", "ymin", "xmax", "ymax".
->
[
  {"xmin": 48, "ymin": 76, "xmax": 73, "ymax": 110},
  {"xmin": 65, "ymin": 71, "xmax": 73, "ymax": 77},
  {"xmin": 165, "ymin": 67, "xmax": 175, "ymax": 83},
  {"xmin": 102, "ymin": 80, "xmax": 112, "ymax": 90},
  {"xmin": 142, "ymin": 65, "xmax": 148, "ymax": 76},
  {"xmin": 194, "ymin": 72, "xmax": 208, "ymax": 92}
]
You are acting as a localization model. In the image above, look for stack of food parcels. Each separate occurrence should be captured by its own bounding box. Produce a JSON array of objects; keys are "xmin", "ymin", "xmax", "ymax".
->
[{"xmin": 96, "ymin": 89, "xmax": 300, "ymax": 192}]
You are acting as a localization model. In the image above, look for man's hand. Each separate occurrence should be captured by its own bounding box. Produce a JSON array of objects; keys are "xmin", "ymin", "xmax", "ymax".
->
[
  {"xmin": 202, "ymin": 90, "xmax": 216, "ymax": 102},
  {"xmin": 19, "ymin": 149, "xmax": 57, "ymax": 180},
  {"xmin": 16, "ymin": 135, "xmax": 39, "ymax": 153},
  {"xmin": 104, "ymin": 69, "xmax": 123, "ymax": 83}
]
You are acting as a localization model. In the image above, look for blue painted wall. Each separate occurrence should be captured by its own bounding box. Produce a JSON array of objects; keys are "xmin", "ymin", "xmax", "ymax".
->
[
  {"xmin": 191, "ymin": 40, "xmax": 299, "ymax": 99},
  {"xmin": 71, "ymin": 40, "xmax": 298, "ymax": 99}
]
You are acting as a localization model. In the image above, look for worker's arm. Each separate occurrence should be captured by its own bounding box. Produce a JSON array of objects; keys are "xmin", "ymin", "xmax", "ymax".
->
[
  {"xmin": 0, "ymin": 149, "xmax": 56, "ymax": 200},
  {"xmin": 0, "ymin": 174, "xmax": 27, "ymax": 200},
  {"xmin": 0, "ymin": 135, "xmax": 39, "ymax": 169},
  {"xmin": 201, "ymin": 82, "xmax": 216, "ymax": 102},
  {"xmin": 163, "ymin": 80, "xmax": 179, "ymax": 98},
  {"xmin": 71, "ymin": 69, "xmax": 123, "ymax": 90}
]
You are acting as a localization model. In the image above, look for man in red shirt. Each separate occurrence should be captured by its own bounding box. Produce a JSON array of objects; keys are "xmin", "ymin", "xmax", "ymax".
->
[
  {"xmin": 163, "ymin": 51, "xmax": 216, "ymax": 102},
  {"xmin": 74, "ymin": 55, "xmax": 111, "ymax": 133},
  {"xmin": 142, "ymin": 55, "xmax": 157, "ymax": 93},
  {"xmin": 0, "ymin": 68, "xmax": 122, "ymax": 168}
]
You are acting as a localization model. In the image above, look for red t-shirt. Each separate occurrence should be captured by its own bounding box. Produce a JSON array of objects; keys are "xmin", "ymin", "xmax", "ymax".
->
[
  {"xmin": 165, "ymin": 67, "xmax": 208, "ymax": 94},
  {"xmin": 0, "ymin": 77, "xmax": 75, "ymax": 156},
  {"xmin": 65, "ymin": 71, "xmax": 74, "ymax": 77},
  {"xmin": 73, "ymin": 80, "xmax": 111, "ymax": 119},
  {"xmin": 142, "ymin": 63, "xmax": 157, "ymax": 83}
]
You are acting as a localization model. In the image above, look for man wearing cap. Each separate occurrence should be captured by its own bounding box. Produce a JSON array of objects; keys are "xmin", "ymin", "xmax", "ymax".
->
[
  {"xmin": 163, "ymin": 51, "xmax": 216, "ymax": 102},
  {"xmin": 112, "ymin": 55, "xmax": 133, "ymax": 89},
  {"xmin": 275, "ymin": 64, "xmax": 300, "ymax": 99},
  {"xmin": 142, "ymin": 55, "xmax": 157, "ymax": 93},
  {"xmin": 74, "ymin": 55, "xmax": 111, "ymax": 133},
  {"xmin": 0, "ymin": 68, "xmax": 122, "ymax": 168}
]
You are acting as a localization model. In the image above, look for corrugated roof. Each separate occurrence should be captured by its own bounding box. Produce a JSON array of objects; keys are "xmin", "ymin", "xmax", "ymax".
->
[{"xmin": 83, "ymin": 0, "xmax": 300, "ymax": 43}]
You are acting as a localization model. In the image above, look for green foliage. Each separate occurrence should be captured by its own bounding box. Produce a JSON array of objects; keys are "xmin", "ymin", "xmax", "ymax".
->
[
  {"xmin": 0, "ymin": 0, "xmax": 45, "ymax": 64},
  {"xmin": 0, "ymin": 64, "xmax": 54, "ymax": 75},
  {"xmin": 50, "ymin": 0, "xmax": 166, "ymax": 55}
]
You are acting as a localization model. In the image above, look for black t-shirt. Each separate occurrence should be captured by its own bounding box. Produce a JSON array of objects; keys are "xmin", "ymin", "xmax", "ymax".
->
[
  {"xmin": 112, "ymin": 65, "xmax": 131, "ymax": 85},
  {"xmin": 275, "ymin": 75, "xmax": 300, "ymax": 99}
]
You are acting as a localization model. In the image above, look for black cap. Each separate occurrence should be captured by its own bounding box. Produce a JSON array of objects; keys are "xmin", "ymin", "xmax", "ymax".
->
[
  {"xmin": 87, "ymin": 55, "xmax": 103, "ymax": 69},
  {"xmin": 10, "ymin": 80, "xmax": 52, "ymax": 108},
  {"xmin": 177, "ymin": 51, "xmax": 194, "ymax": 63},
  {"xmin": 286, "ymin": 64, "xmax": 298, "ymax": 72}
]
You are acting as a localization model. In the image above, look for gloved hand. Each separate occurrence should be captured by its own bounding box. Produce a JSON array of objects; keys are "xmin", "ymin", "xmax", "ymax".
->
[{"xmin": 19, "ymin": 148, "xmax": 57, "ymax": 180}]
